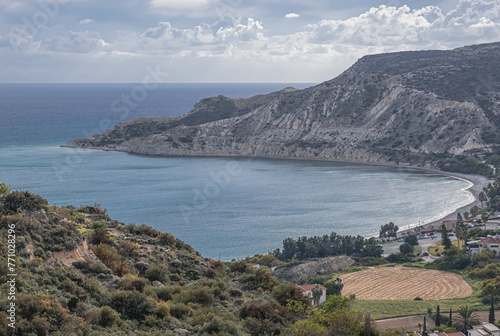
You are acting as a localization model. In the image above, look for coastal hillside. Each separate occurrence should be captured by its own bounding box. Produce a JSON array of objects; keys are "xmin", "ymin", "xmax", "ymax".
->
[
  {"xmin": 0, "ymin": 188, "xmax": 316, "ymax": 335},
  {"xmin": 67, "ymin": 42, "xmax": 500, "ymax": 169}
]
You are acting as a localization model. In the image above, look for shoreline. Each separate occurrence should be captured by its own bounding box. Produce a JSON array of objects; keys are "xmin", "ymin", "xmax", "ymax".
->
[
  {"xmin": 63, "ymin": 145, "xmax": 493, "ymax": 238},
  {"xmin": 393, "ymin": 169, "xmax": 492, "ymax": 237}
]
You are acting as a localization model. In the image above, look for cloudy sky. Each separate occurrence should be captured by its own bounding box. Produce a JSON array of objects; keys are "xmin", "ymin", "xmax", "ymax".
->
[{"xmin": 1, "ymin": 0, "xmax": 499, "ymax": 83}]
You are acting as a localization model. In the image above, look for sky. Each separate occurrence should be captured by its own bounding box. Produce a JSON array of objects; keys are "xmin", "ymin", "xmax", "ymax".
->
[{"xmin": 0, "ymin": 0, "xmax": 499, "ymax": 83}]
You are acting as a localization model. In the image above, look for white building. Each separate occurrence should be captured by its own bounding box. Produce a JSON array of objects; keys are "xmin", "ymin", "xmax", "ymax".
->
[
  {"xmin": 468, "ymin": 323, "xmax": 500, "ymax": 336},
  {"xmin": 297, "ymin": 284, "xmax": 327, "ymax": 306},
  {"xmin": 467, "ymin": 236, "xmax": 500, "ymax": 256}
]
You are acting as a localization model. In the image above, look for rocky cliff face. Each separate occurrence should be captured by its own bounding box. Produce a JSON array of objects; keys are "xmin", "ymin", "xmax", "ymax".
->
[{"xmin": 67, "ymin": 42, "xmax": 500, "ymax": 167}]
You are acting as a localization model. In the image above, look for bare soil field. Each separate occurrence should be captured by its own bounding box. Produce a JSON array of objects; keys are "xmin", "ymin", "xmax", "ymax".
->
[{"xmin": 340, "ymin": 266, "xmax": 472, "ymax": 300}]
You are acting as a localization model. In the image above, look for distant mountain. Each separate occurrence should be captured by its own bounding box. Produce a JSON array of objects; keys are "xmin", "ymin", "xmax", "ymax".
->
[{"xmin": 67, "ymin": 42, "xmax": 500, "ymax": 168}]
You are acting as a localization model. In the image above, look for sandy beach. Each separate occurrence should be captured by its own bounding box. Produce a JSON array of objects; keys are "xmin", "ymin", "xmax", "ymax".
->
[{"xmin": 394, "ymin": 167, "xmax": 493, "ymax": 236}]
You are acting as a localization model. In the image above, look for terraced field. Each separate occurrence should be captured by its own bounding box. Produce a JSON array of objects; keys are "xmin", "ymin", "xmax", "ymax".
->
[{"xmin": 340, "ymin": 266, "xmax": 472, "ymax": 300}]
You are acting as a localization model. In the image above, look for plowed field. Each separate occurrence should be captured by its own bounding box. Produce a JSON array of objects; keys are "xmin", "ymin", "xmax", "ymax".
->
[{"xmin": 339, "ymin": 266, "xmax": 472, "ymax": 300}]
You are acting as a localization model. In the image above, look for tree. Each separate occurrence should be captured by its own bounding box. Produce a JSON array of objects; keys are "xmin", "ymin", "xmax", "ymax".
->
[
  {"xmin": 435, "ymin": 305, "xmax": 441, "ymax": 326},
  {"xmin": 480, "ymin": 191, "xmax": 486, "ymax": 208},
  {"xmin": 311, "ymin": 285, "xmax": 323, "ymax": 307},
  {"xmin": 0, "ymin": 182, "xmax": 11, "ymax": 196},
  {"xmin": 441, "ymin": 224, "xmax": 452, "ymax": 250},
  {"xmin": 470, "ymin": 205, "xmax": 480, "ymax": 218},
  {"xmin": 362, "ymin": 238, "xmax": 383, "ymax": 258},
  {"xmin": 452, "ymin": 305, "xmax": 481, "ymax": 333},
  {"xmin": 324, "ymin": 277, "xmax": 343, "ymax": 296},
  {"xmin": 449, "ymin": 308, "xmax": 453, "ymax": 327},
  {"xmin": 481, "ymin": 209, "xmax": 491, "ymax": 225},
  {"xmin": 404, "ymin": 235, "xmax": 419, "ymax": 246},
  {"xmin": 489, "ymin": 299, "xmax": 495, "ymax": 324},
  {"xmin": 423, "ymin": 315, "xmax": 427, "ymax": 333},
  {"xmin": 399, "ymin": 242, "xmax": 413, "ymax": 255},
  {"xmin": 455, "ymin": 213, "xmax": 468, "ymax": 252},
  {"xmin": 464, "ymin": 211, "xmax": 470, "ymax": 220},
  {"xmin": 379, "ymin": 222, "xmax": 399, "ymax": 240}
]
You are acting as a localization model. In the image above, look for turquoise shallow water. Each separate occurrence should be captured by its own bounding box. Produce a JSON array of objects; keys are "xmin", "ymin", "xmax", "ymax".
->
[{"xmin": 0, "ymin": 84, "xmax": 473, "ymax": 259}]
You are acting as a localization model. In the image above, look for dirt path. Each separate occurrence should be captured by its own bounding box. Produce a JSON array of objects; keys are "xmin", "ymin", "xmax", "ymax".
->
[{"xmin": 376, "ymin": 310, "xmax": 500, "ymax": 331}]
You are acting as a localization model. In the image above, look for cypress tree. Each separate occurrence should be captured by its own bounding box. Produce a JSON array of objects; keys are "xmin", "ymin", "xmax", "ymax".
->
[
  {"xmin": 423, "ymin": 315, "xmax": 427, "ymax": 332},
  {"xmin": 448, "ymin": 308, "xmax": 452, "ymax": 327},
  {"xmin": 490, "ymin": 299, "xmax": 495, "ymax": 324},
  {"xmin": 435, "ymin": 305, "xmax": 441, "ymax": 326},
  {"xmin": 441, "ymin": 224, "xmax": 452, "ymax": 250}
]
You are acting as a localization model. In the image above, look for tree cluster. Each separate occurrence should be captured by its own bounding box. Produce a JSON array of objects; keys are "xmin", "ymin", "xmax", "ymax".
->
[{"xmin": 272, "ymin": 233, "xmax": 382, "ymax": 262}]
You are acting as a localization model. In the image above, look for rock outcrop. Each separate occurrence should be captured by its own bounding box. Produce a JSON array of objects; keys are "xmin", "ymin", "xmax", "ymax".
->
[{"xmin": 67, "ymin": 42, "xmax": 500, "ymax": 167}]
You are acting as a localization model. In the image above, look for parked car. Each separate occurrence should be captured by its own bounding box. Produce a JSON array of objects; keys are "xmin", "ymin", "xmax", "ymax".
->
[
  {"xmin": 397, "ymin": 238, "xmax": 404, "ymax": 242},
  {"xmin": 447, "ymin": 233, "xmax": 454, "ymax": 236}
]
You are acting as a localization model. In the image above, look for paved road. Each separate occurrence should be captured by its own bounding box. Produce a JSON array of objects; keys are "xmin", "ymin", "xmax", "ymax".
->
[{"xmin": 382, "ymin": 236, "xmax": 442, "ymax": 256}]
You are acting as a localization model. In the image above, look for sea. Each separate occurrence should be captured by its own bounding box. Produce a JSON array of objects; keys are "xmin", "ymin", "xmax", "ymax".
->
[{"xmin": 0, "ymin": 83, "xmax": 474, "ymax": 260}]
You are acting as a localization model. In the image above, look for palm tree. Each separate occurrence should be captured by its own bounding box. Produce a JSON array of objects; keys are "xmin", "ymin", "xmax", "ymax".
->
[
  {"xmin": 311, "ymin": 285, "xmax": 323, "ymax": 307},
  {"xmin": 452, "ymin": 305, "xmax": 481, "ymax": 333}
]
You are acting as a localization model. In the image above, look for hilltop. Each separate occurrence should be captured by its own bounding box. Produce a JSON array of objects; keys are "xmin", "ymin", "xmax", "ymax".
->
[{"xmin": 68, "ymin": 42, "xmax": 500, "ymax": 173}]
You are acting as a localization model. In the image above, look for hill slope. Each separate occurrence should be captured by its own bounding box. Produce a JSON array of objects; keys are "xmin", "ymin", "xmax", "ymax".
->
[
  {"xmin": 0, "ymin": 190, "xmax": 314, "ymax": 335},
  {"xmin": 67, "ymin": 42, "xmax": 500, "ymax": 168}
]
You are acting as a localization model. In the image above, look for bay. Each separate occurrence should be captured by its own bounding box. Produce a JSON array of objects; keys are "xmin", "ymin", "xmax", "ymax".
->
[{"xmin": 0, "ymin": 84, "xmax": 473, "ymax": 259}]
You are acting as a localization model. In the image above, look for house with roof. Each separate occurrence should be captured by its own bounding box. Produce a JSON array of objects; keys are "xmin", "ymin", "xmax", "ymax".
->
[
  {"xmin": 467, "ymin": 236, "xmax": 500, "ymax": 256},
  {"xmin": 442, "ymin": 220, "xmax": 456, "ymax": 231},
  {"xmin": 429, "ymin": 332, "xmax": 465, "ymax": 336},
  {"xmin": 297, "ymin": 284, "xmax": 327, "ymax": 306},
  {"xmin": 468, "ymin": 323, "xmax": 500, "ymax": 336}
]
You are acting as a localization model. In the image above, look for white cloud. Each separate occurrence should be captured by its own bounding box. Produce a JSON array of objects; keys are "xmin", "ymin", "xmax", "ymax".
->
[
  {"xmin": 45, "ymin": 31, "xmax": 110, "ymax": 53},
  {"xmin": 285, "ymin": 13, "xmax": 300, "ymax": 19},
  {"xmin": 79, "ymin": 18, "xmax": 94, "ymax": 24},
  {"xmin": 2, "ymin": 0, "xmax": 500, "ymax": 82}
]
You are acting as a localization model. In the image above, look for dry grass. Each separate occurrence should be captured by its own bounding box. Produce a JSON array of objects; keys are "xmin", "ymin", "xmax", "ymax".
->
[{"xmin": 339, "ymin": 266, "xmax": 472, "ymax": 300}]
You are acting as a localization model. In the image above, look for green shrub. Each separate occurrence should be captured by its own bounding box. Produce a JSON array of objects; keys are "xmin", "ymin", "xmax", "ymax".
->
[
  {"xmin": 229, "ymin": 260, "xmax": 251, "ymax": 273},
  {"xmin": 239, "ymin": 269, "xmax": 276, "ymax": 291},
  {"xmin": 86, "ymin": 258, "xmax": 110, "ymax": 274},
  {"xmin": 99, "ymin": 306, "xmax": 120, "ymax": 327},
  {"xmin": 174, "ymin": 286, "xmax": 214, "ymax": 306},
  {"xmin": 92, "ymin": 244, "xmax": 128, "ymax": 276},
  {"xmin": 157, "ymin": 232, "xmax": 176, "ymax": 247},
  {"xmin": 145, "ymin": 263, "xmax": 169, "ymax": 283},
  {"xmin": 3, "ymin": 191, "xmax": 48, "ymax": 213},
  {"xmin": 427, "ymin": 253, "xmax": 471, "ymax": 270},
  {"xmin": 240, "ymin": 298, "xmax": 286, "ymax": 320},
  {"xmin": 244, "ymin": 317, "xmax": 284, "ymax": 336},
  {"xmin": 353, "ymin": 257, "xmax": 388, "ymax": 266},
  {"xmin": 118, "ymin": 274, "xmax": 148, "ymax": 292},
  {"xmin": 155, "ymin": 285, "xmax": 182, "ymax": 302},
  {"xmin": 199, "ymin": 317, "xmax": 245, "ymax": 336},
  {"xmin": 271, "ymin": 283, "xmax": 310, "ymax": 307},
  {"xmin": 156, "ymin": 301, "xmax": 170, "ymax": 319},
  {"xmin": 469, "ymin": 264, "xmax": 500, "ymax": 279},
  {"xmin": 170, "ymin": 303, "xmax": 193, "ymax": 319},
  {"xmin": 385, "ymin": 253, "xmax": 411, "ymax": 263},
  {"xmin": 110, "ymin": 290, "xmax": 156, "ymax": 319},
  {"xmin": 72, "ymin": 260, "xmax": 88, "ymax": 270},
  {"xmin": 91, "ymin": 228, "xmax": 111, "ymax": 245}
]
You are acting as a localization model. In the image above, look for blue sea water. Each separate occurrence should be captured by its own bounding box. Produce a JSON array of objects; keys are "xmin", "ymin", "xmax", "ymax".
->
[{"xmin": 0, "ymin": 84, "xmax": 473, "ymax": 259}]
